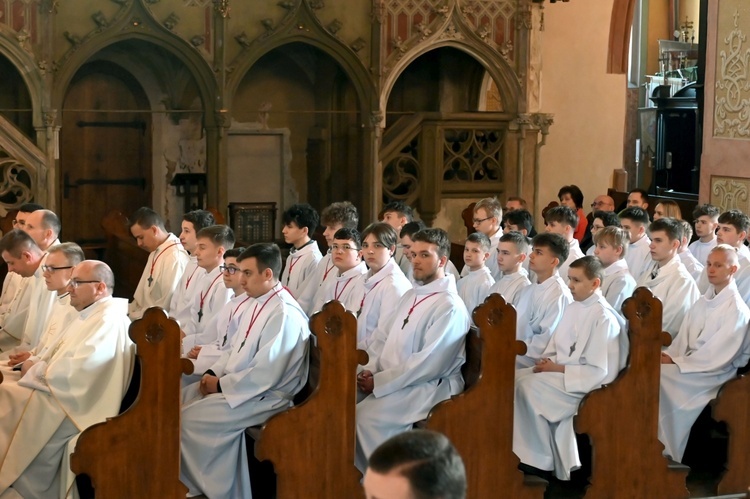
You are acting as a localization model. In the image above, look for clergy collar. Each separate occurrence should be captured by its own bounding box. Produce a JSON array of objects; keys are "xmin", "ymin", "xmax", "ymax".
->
[
  {"xmin": 57, "ymin": 291, "xmax": 70, "ymax": 300},
  {"xmin": 79, "ymin": 295, "xmax": 112, "ymax": 319},
  {"xmin": 603, "ymin": 259, "xmax": 629, "ymax": 277},
  {"xmin": 338, "ymin": 261, "xmax": 367, "ymax": 279},
  {"xmin": 415, "ymin": 274, "xmax": 454, "ymax": 295}
]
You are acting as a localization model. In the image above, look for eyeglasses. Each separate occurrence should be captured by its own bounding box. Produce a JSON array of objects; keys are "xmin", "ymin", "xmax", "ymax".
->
[
  {"xmin": 591, "ymin": 224, "xmax": 605, "ymax": 231},
  {"xmin": 472, "ymin": 216, "xmax": 493, "ymax": 225},
  {"xmin": 42, "ymin": 265, "xmax": 73, "ymax": 273},
  {"xmin": 330, "ymin": 244, "xmax": 360, "ymax": 252},
  {"xmin": 68, "ymin": 279, "xmax": 101, "ymax": 289},
  {"xmin": 220, "ymin": 265, "xmax": 239, "ymax": 275}
]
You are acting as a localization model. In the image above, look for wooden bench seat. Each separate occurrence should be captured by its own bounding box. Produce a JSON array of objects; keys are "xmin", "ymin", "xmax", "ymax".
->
[{"xmin": 712, "ymin": 369, "xmax": 750, "ymax": 495}]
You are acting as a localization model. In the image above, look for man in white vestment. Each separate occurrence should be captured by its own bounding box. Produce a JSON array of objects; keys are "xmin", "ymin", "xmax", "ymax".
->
[
  {"xmin": 696, "ymin": 209, "xmax": 750, "ymax": 301},
  {"xmin": 180, "ymin": 243, "xmax": 310, "ymax": 499},
  {"xmin": 593, "ymin": 226, "xmax": 636, "ymax": 315},
  {"xmin": 619, "ymin": 207, "xmax": 653, "ymax": 282},
  {"xmin": 514, "ymin": 256, "xmax": 624, "ymax": 480},
  {"xmin": 636, "ymin": 218, "xmax": 700, "ymax": 339},
  {"xmin": 310, "ymin": 228, "xmax": 367, "ymax": 314},
  {"xmin": 0, "ymin": 261, "xmax": 134, "ymax": 498},
  {"xmin": 658, "ymin": 245, "xmax": 750, "ymax": 462},
  {"xmin": 489, "ymin": 231, "xmax": 531, "ymax": 307},
  {"xmin": 514, "ymin": 233, "xmax": 573, "ymax": 368},
  {"xmin": 128, "ymin": 207, "xmax": 189, "ymax": 320},
  {"xmin": 688, "ymin": 204, "xmax": 719, "ymax": 265},
  {"xmin": 544, "ymin": 206, "xmax": 585, "ymax": 285},
  {"xmin": 355, "ymin": 228, "xmax": 470, "ymax": 473},
  {"xmin": 168, "ymin": 210, "xmax": 215, "ymax": 328}
]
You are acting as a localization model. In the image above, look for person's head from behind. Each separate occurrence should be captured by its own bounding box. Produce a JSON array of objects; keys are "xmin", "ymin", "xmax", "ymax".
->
[
  {"xmin": 410, "ymin": 229, "xmax": 451, "ymax": 284},
  {"xmin": 43, "ymin": 242, "xmax": 85, "ymax": 294},
  {"xmin": 0, "ymin": 229, "xmax": 44, "ymax": 277},
  {"xmin": 282, "ymin": 203, "xmax": 319, "ymax": 248},
  {"xmin": 68, "ymin": 260, "xmax": 114, "ymax": 312},
  {"xmin": 472, "ymin": 197, "xmax": 502, "ymax": 237},
  {"xmin": 181, "ymin": 210, "xmax": 216, "ymax": 253},
  {"xmin": 529, "ymin": 232, "xmax": 569, "ymax": 278},
  {"xmin": 129, "ymin": 207, "xmax": 167, "ymax": 252},
  {"xmin": 331, "ymin": 227, "xmax": 362, "ymax": 273},
  {"xmin": 677, "ymin": 220, "xmax": 693, "ymax": 252},
  {"xmin": 505, "ymin": 197, "xmax": 527, "ymax": 213},
  {"xmin": 590, "ymin": 211, "xmax": 620, "ymax": 241},
  {"xmin": 716, "ymin": 209, "xmax": 750, "ymax": 248},
  {"xmin": 567, "ymin": 256, "xmax": 604, "ymax": 302},
  {"xmin": 364, "ymin": 430, "xmax": 466, "ymax": 499},
  {"xmin": 648, "ymin": 218, "xmax": 683, "ymax": 265},
  {"xmin": 627, "ymin": 188, "xmax": 650, "ymax": 209},
  {"xmin": 237, "ymin": 243, "xmax": 282, "ymax": 298},
  {"xmin": 497, "ymin": 231, "xmax": 529, "ymax": 274},
  {"xmin": 400, "ymin": 221, "xmax": 426, "ymax": 263},
  {"xmin": 653, "ymin": 200, "xmax": 682, "ymax": 221},
  {"xmin": 321, "ymin": 201, "xmax": 359, "ymax": 245},
  {"xmin": 706, "ymin": 244, "xmax": 740, "ymax": 292},
  {"xmin": 593, "ymin": 226, "xmax": 629, "ymax": 267},
  {"xmin": 557, "ymin": 185, "xmax": 584, "ymax": 210},
  {"xmin": 23, "ymin": 209, "xmax": 61, "ymax": 251},
  {"xmin": 618, "ymin": 207, "xmax": 650, "ymax": 244},
  {"xmin": 194, "ymin": 225, "xmax": 235, "ymax": 270},
  {"xmin": 502, "ymin": 209, "xmax": 534, "ymax": 236},
  {"xmin": 544, "ymin": 206, "xmax": 578, "ymax": 241},
  {"xmin": 692, "ymin": 204, "xmax": 720, "ymax": 242},
  {"xmin": 463, "ymin": 232, "xmax": 490, "ymax": 272},
  {"xmin": 382, "ymin": 202, "xmax": 413, "ymax": 232}
]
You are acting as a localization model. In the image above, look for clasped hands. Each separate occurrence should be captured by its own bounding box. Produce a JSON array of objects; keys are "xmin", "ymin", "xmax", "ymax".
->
[
  {"xmin": 357, "ymin": 370, "xmax": 374, "ymax": 394},
  {"xmin": 533, "ymin": 357, "xmax": 565, "ymax": 373}
]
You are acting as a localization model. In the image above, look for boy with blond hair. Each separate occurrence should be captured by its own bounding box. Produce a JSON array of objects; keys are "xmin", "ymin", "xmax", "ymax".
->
[
  {"xmin": 489, "ymin": 231, "xmax": 531, "ymax": 306},
  {"xmin": 457, "ymin": 232, "xmax": 495, "ymax": 317},
  {"xmin": 593, "ymin": 226, "xmax": 636, "ymax": 314}
]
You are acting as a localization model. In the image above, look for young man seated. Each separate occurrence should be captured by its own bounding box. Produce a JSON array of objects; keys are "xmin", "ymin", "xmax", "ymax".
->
[
  {"xmin": 456, "ymin": 232, "xmax": 495, "ymax": 319},
  {"xmin": 503, "ymin": 208, "xmax": 536, "ymax": 279},
  {"xmin": 489, "ymin": 231, "xmax": 531, "ymax": 307},
  {"xmin": 514, "ymin": 256, "xmax": 624, "ymax": 480},
  {"xmin": 696, "ymin": 209, "xmax": 750, "ymax": 302},
  {"xmin": 180, "ymin": 243, "xmax": 311, "ymax": 499},
  {"xmin": 381, "ymin": 201, "xmax": 414, "ymax": 276},
  {"xmin": 593, "ymin": 226, "xmax": 636, "ymax": 314},
  {"xmin": 617, "ymin": 207, "xmax": 652, "ymax": 282},
  {"xmin": 401, "ymin": 222, "xmax": 460, "ymax": 284},
  {"xmin": 280, "ymin": 203, "xmax": 322, "ymax": 299},
  {"xmin": 514, "ymin": 233, "xmax": 573, "ymax": 368},
  {"xmin": 355, "ymin": 228, "xmax": 469, "ymax": 473},
  {"xmin": 659, "ymin": 244, "xmax": 750, "ymax": 462},
  {"xmin": 544, "ymin": 206, "xmax": 584, "ymax": 285},
  {"xmin": 463, "ymin": 197, "xmax": 503, "ymax": 279},
  {"xmin": 636, "ymin": 218, "xmax": 700, "ymax": 339},
  {"xmin": 677, "ymin": 219, "xmax": 703, "ymax": 282},
  {"xmin": 311, "ymin": 227, "xmax": 367, "ymax": 314},
  {"xmin": 688, "ymin": 203, "xmax": 720, "ymax": 265}
]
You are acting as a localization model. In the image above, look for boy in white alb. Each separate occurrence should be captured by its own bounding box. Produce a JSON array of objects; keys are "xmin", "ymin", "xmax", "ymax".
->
[
  {"xmin": 381, "ymin": 201, "xmax": 414, "ymax": 277},
  {"xmin": 585, "ymin": 211, "xmax": 621, "ymax": 256},
  {"xmin": 462, "ymin": 197, "xmax": 503, "ymax": 279},
  {"xmin": 181, "ymin": 225, "xmax": 235, "ymax": 354},
  {"xmin": 678, "ymin": 220, "xmax": 703, "ymax": 282},
  {"xmin": 514, "ymin": 256, "xmax": 624, "ymax": 480},
  {"xmin": 355, "ymin": 228, "xmax": 469, "ymax": 473},
  {"xmin": 636, "ymin": 218, "xmax": 700, "ymax": 339},
  {"xmin": 503, "ymin": 209, "xmax": 536, "ymax": 280},
  {"xmin": 489, "ymin": 231, "xmax": 531, "ymax": 306},
  {"xmin": 688, "ymin": 203, "xmax": 719, "ymax": 265},
  {"xmin": 311, "ymin": 228, "xmax": 367, "ymax": 314},
  {"xmin": 659, "ymin": 245, "xmax": 750, "ymax": 462},
  {"xmin": 457, "ymin": 232, "xmax": 494, "ymax": 318},
  {"xmin": 128, "ymin": 207, "xmax": 190, "ymax": 320},
  {"xmin": 297, "ymin": 201, "xmax": 359, "ymax": 315},
  {"xmin": 618, "ymin": 207, "xmax": 652, "ymax": 282},
  {"xmin": 514, "ymin": 233, "xmax": 573, "ymax": 368},
  {"xmin": 169, "ymin": 210, "xmax": 215, "ymax": 328},
  {"xmin": 544, "ymin": 206, "xmax": 584, "ymax": 285},
  {"xmin": 593, "ymin": 226, "xmax": 636, "ymax": 315},
  {"xmin": 696, "ymin": 210, "xmax": 750, "ymax": 302},
  {"xmin": 280, "ymin": 203, "xmax": 322, "ymax": 299}
]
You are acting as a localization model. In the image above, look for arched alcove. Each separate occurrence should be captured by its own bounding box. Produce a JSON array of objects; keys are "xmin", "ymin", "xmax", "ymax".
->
[{"xmin": 0, "ymin": 53, "xmax": 33, "ymax": 139}]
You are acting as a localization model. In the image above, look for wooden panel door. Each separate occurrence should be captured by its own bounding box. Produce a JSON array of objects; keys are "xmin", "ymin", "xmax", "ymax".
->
[{"xmin": 61, "ymin": 64, "xmax": 152, "ymax": 247}]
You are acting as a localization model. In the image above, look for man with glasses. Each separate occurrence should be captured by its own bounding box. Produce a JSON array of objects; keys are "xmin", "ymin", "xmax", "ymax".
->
[
  {"xmin": 0, "ymin": 260, "xmax": 133, "ymax": 498},
  {"xmin": 584, "ymin": 211, "xmax": 621, "ymax": 256},
  {"xmin": 580, "ymin": 196, "xmax": 615, "ymax": 253},
  {"xmin": 462, "ymin": 197, "xmax": 503, "ymax": 279},
  {"xmin": 311, "ymin": 227, "xmax": 367, "ymax": 314}
]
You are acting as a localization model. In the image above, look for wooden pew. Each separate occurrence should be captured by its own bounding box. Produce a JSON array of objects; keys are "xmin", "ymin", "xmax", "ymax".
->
[
  {"xmin": 425, "ymin": 293, "xmax": 546, "ymax": 499},
  {"xmin": 100, "ymin": 209, "xmax": 148, "ymax": 300},
  {"xmin": 712, "ymin": 370, "xmax": 750, "ymax": 494},
  {"xmin": 253, "ymin": 300, "xmax": 363, "ymax": 498},
  {"xmin": 574, "ymin": 288, "xmax": 689, "ymax": 498},
  {"xmin": 70, "ymin": 307, "xmax": 194, "ymax": 498}
]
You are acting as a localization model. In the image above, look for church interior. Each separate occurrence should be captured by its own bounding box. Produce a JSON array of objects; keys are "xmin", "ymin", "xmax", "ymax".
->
[{"xmin": 2, "ymin": 0, "xmax": 750, "ymax": 497}]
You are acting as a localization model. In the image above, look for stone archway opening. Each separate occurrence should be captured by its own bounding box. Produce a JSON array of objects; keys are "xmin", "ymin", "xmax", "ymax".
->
[{"xmin": 0, "ymin": 53, "xmax": 34, "ymax": 139}]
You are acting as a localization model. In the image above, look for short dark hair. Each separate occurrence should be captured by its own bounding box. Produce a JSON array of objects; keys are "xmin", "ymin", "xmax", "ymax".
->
[
  {"xmin": 629, "ymin": 188, "xmax": 650, "ymax": 204},
  {"xmin": 224, "ymin": 247, "xmax": 245, "ymax": 260},
  {"xmin": 557, "ymin": 185, "xmax": 584, "ymax": 209},
  {"xmin": 48, "ymin": 242, "xmax": 85, "ymax": 266},
  {"xmin": 18, "ymin": 203, "xmax": 43, "ymax": 213},
  {"xmin": 618, "ymin": 206, "xmax": 650, "ymax": 225},
  {"xmin": 361, "ymin": 223, "xmax": 398, "ymax": 250},
  {"xmin": 718, "ymin": 209, "xmax": 750, "ymax": 234},
  {"xmin": 499, "ymin": 231, "xmax": 530, "ymax": 254},
  {"xmin": 569, "ymin": 255, "xmax": 604, "ymax": 282},
  {"xmin": 466, "ymin": 232, "xmax": 491, "ymax": 252},
  {"xmin": 196, "ymin": 225, "xmax": 235, "ymax": 249},
  {"xmin": 412, "ymin": 228, "xmax": 451, "ymax": 259},
  {"xmin": 39, "ymin": 209, "xmax": 61, "ymax": 238},
  {"xmin": 503, "ymin": 209, "xmax": 534, "ymax": 234},
  {"xmin": 531, "ymin": 232, "xmax": 569, "ymax": 268},
  {"xmin": 692, "ymin": 203, "xmax": 720, "ymax": 220},
  {"xmin": 368, "ymin": 430, "xmax": 467, "ymax": 499},
  {"xmin": 237, "ymin": 243, "xmax": 282, "ymax": 278},
  {"xmin": 545, "ymin": 206, "xmax": 578, "ymax": 228},
  {"xmin": 0, "ymin": 229, "xmax": 42, "ymax": 258},
  {"xmin": 592, "ymin": 210, "xmax": 621, "ymax": 228},
  {"xmin": 333, "ymin": 227, "xmax": 362, "ymax": 249},
  {"xmin": 282, "ymin": 204, "xmax": 320, "ymax": 233},
  {"xmin": 649, "ymin": 217, "xmax": 683, "ymax": 242},
  {"xmin": 129, "ymin": 207, "xmax": 166, "ymax": 231},
  {"xmin": 321, "ymin": 201, "xmax": 359, "ymax": 229},
  {"xmin": 400, "ymin": 220, "xmax": 426, "ymax": 239},
  {"xmin": 182, "ymin": 210, "xmax": 216, "ymax": 232},
  {"xmin": 383, "ymin": 201, "xmax": 414, "ymax": 222}
]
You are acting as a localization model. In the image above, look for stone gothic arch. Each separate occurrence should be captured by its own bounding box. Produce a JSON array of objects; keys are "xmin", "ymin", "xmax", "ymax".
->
[{"xmin": 0, "ymin": 25, "xmax": 45, "ymax": 133}]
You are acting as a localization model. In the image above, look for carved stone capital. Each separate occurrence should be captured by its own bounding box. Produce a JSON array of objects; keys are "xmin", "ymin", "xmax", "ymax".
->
[
  {"xmin": 43, "ymin": 110, "xmax": 58, "ymax": 127},
  {"xmin": 214, "ymin": 0, "xmax": 230, "ymax": 19}
]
